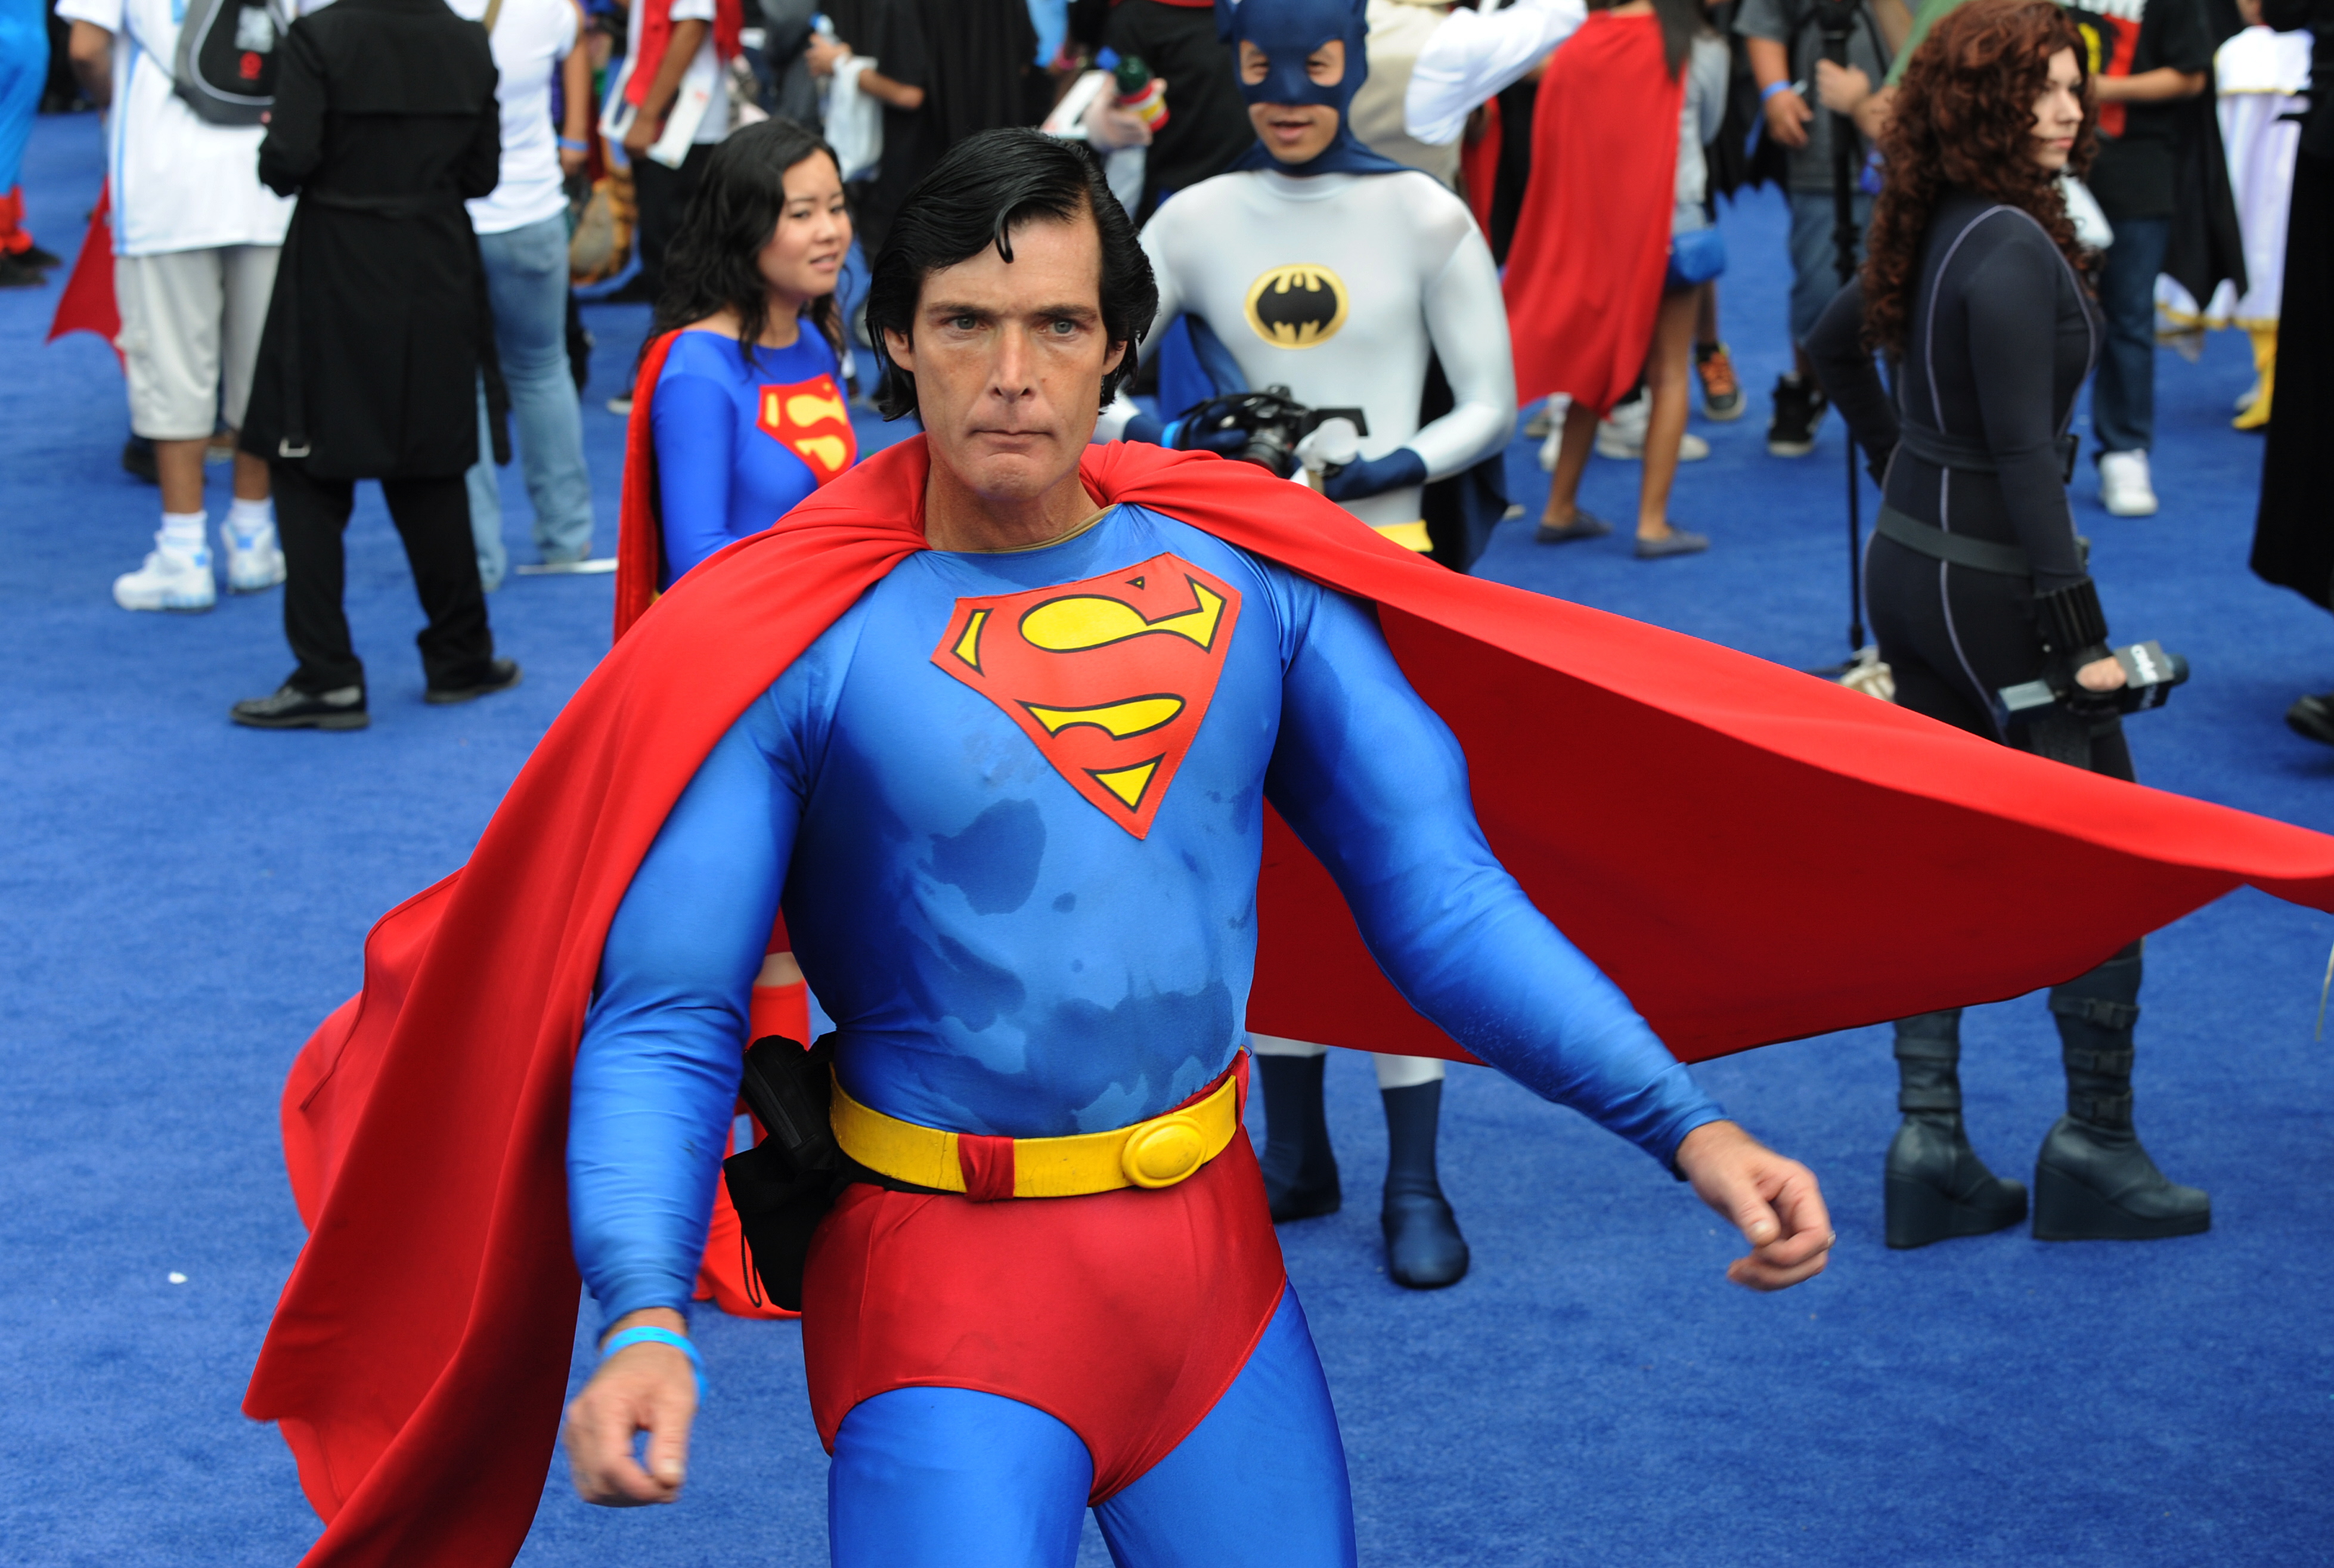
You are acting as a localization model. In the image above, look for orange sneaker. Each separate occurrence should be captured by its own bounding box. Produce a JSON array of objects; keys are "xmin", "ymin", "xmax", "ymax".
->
[{"xmin": 1695, "ymin": 342, "xmax": 1743, "ymax": 422}]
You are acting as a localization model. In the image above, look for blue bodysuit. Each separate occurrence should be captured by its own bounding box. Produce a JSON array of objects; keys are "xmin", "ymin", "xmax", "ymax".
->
[
  {"xmin": 649, "ymin": 327, "xmax": 857, "ymax": 586},
  {"xmin": 569, "ymin": 504, "xmax": 1725, "ymax": 1564}
]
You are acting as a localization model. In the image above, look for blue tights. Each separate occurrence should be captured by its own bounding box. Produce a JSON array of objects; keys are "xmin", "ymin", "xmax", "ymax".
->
[{"xmin": 827, "ymin": 1287, "xmax": 1356, "ymax": 1567}]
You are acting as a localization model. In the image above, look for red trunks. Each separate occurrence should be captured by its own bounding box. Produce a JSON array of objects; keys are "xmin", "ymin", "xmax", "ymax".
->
[{"xmin": 799, "ymin": 1129, "xmax": 1287, "ymax": 1501}]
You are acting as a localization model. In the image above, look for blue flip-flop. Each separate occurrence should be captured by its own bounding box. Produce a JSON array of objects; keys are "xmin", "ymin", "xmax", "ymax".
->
[
  {"xmin": 1535, "ymin": 511, "xmax": 1614, "ymax": 544},
  {"xmin": 1634, "ymin": 529, "xmax": 1709, "ymax": 559}
]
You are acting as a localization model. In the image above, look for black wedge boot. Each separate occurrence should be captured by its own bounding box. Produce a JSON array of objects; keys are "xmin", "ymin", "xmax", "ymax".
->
[
  {"xmin": 1381, "ymin": 1080, "xmax": 1469, "ymax": 1288},
  {"xmin": 1884, "ymin": 1009, "xmax": 2028, "ymax": 1249},
  {"xmin": 2034, "ymin": 947, "xmax": 2210, "ymax": 1241},
  {"xmin": 1257, "ymin": 1053, "xmax": 1341, "ymax": 1221}
]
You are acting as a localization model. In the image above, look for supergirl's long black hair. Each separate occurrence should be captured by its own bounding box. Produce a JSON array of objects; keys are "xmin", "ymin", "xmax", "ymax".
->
[{"xmin": 650, "ymin": 117, "xmax": 848, "ymax": 367}]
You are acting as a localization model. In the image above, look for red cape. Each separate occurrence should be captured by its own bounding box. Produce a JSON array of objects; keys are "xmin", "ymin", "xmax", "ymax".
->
[
  {"xmin": 248, "ymin": 437, "xmax": 2334, "ymax": 1565},
  {"xmin": 46, "ymin": 183, "xmax": 122, "ymax": 365},
  {"xmin": 1502, "ymin": 13, "xmax": 1682, "ymax": 414},
  {"xmin": 612, "ymin": 330, "xmax": 678, "ymax": 640}
]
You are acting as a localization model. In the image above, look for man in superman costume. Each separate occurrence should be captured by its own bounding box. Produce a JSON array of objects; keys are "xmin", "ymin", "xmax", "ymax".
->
[{"xmin": 246, "ymin": 129, "xmax": 2334, "ymax": 1568}]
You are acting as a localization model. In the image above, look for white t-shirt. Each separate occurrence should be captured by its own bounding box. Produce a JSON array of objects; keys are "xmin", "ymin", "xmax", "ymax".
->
[
  {"xmin": 623, "ymin": 0, "xmax": 730, "ymax": 147},
  {"xmin": 56, "ymin": 0, "xmax": 296, "ymax": 256},
  {"xmin": 448, "ymin": 0, "xmax": 580, "ymax": 233}
]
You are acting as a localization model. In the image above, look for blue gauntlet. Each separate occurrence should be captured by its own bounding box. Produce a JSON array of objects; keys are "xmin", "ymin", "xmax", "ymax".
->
[{"xmin": 1322, "ymin": 447, "xmax": 1427, "ymax": 503}]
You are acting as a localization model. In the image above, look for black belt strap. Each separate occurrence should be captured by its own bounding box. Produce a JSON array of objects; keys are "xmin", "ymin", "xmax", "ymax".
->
[{"xmin": 1874, "ymin": 504, "xmax": 2031, "ymax": 578}]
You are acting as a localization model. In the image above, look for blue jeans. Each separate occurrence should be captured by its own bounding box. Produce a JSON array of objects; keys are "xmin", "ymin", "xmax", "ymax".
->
[
  {"xmin": 466, "ymin": 213, "xmax": 595, "ymax": 587},
  {"xmin": 2091, "ymin": 215, "xmax": 2171, "ymax": 456},
  {"xmin": 827, "ymin": 1287, "xmax": 1356, "ymax": 1567},
  {"xmin": 1787, "ymin": 188, "xmax": 1874, "ymax": 345}
]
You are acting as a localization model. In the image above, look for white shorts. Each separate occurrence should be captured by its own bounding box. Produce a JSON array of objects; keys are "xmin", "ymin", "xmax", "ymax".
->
[{"xmin": 114, "ymin": 244, "xmax": 280, "ymax": 441}]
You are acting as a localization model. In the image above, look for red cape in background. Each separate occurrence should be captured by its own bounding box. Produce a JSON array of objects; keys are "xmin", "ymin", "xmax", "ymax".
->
[
  {"xmin": 1502, "ymin": 12, "xmax": 1681, "ymax": 414},
  {"xmin": 612, "ymin": 329, "xmax": 678, "ymax": 640},
  {"xmin": 46, "ymin": 183, "xmax": 120, "ymax": 364},
  {"xmin": 248, "ymin": 438, "xmax": 2334, "ymax": 1566}
]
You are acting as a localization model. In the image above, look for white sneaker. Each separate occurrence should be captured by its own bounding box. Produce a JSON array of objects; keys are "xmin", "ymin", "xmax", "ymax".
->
[
  {"xmin": 1596, "ymin": 396, "xmax": 1650, "ymax": 458},
  {"xmin": 113, "ymin": 537, "xmax": 217, "ymax": 612},
  {"xmin": 1595, "ymin": 402, "xmax": 1709, "ymax": 463},
  {"xmin": 2098, "ymin": 450, "xmax": 2159, "ymax": 517},
  {"xmin": 222, "ymin": 518, "xmax": 286, "ymax": 593}
]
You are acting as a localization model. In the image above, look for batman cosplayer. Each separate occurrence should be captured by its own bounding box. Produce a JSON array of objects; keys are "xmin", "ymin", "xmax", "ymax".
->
[{"xmin": 1099, "ymin": 0, "xmax": 1518, "ymax": 1290}]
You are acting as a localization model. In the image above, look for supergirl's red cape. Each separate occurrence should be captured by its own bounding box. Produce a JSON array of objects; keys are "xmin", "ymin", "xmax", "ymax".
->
[
  {"xmin": 249, "ymin": 438, "xmax": 2334, "ymax": 1566},
  {"xmin": 612, "ymin": 330, "xmax": 676, "ymax": 640},
  {"xmin": 1502, "ymin": 13, "xmax": 1682, "ymax": 414}
]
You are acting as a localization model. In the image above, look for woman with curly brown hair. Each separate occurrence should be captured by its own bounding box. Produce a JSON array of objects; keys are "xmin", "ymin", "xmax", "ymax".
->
[{"xmin": 1807, "ymin": 0, "xmax": 2210, "ymax": 1250}]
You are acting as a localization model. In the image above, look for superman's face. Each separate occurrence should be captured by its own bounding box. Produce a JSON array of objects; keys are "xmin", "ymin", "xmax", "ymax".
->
[{"xmin": 885, "ymin": 212, "xmax": 1129, "ymax": 524}]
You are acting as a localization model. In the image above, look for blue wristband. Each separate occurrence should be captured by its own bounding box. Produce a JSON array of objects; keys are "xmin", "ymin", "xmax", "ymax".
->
[
  {"xmin": 602, "ymin": 1325, "xmax": 706, "ymax": 1404},
  {"xmin": 1760, "ymin": 80, "xmax": 1793, "ymax": 104},
  {"xmin": 558, "ymin": 135, "xmax": 589, "ymax": 151}
]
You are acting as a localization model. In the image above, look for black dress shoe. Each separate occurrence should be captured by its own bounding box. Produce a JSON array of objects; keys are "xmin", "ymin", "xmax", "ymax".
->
[
  {"xmin": 19, "ymin": 243, "xmax": 63, "ymax": 269},
  {"xmin": 425, "ymin": 658, "xmax": 523, "ymax": 705},
  {"xmin": 1257, "ymin": 1053, "xmax": 1343, "ymax": 1221},
  {"xmin": 1383, "ymin": 1190, "xmax": 1470, "ymax": 1288},
  {"xmin": 231, "ymin": 683, "xmax": 370, "ymax": 730},
  {"xmin": 0, "ymin": 253, "xmax": 45, "ymax": 289},
  {"xmin": 2286, "ymin": 692, "xmax": 2334, "ymax": 747}
]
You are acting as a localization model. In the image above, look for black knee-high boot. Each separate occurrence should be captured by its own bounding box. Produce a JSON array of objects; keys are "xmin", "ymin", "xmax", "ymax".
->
[
  {"xmin": 1381, "ymin": 1080, "xmax": 1469, "ymax": 1289},
  {"xmin": 2034, "ymin": 946, "xmax": 2210, "ymax": 1240},
  {"xmin": 1257, "ymin": 1054, "xmax": 1341, "ymax": 1221},
  {"xmin": 1884, "ymin": 1009, "xmax": 2028, "ymax": 1248}
]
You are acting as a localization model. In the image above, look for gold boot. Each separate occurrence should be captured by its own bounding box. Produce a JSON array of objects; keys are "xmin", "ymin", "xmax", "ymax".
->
[{"xmin": 2234, "ymin": 324, "xmax": 2278, "ymax": 431}]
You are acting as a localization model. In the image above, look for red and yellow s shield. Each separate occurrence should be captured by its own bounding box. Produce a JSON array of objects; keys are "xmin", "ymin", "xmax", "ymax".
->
[
  {"xmin": 931, "ymin": 554, "xmax": 1242, "ymax": 839},
  {"xmin": 756, "ymin": 374, "xmax": 857, "ymax": 485}
]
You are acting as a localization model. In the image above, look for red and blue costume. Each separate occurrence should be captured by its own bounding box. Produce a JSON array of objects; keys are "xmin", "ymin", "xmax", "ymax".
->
[{"xmin": 247, "ymin": 439, "xmax": 2334, "ymax": 1567}]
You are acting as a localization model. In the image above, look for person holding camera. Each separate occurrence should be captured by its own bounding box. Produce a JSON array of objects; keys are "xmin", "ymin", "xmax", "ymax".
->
[
  {"xmin": 1807, "ymin": 0, "xmax": 2208, "ymax": 1248},
  {"xmin": 1735, "ymin": 0, "xmax": 1896, "ymax": 456},
  {"xmin": 1102, "ymin": 0, "xmax": 1517, "ymax": 1290}
]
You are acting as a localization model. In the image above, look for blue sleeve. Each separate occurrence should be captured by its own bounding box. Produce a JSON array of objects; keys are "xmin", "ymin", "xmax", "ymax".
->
[
  {"xmin": 568, "ymin": 690, "xmax": 804, "ymax": 1328},
  {"xmin": 1263, "ymin": 586, "xmax": 1727, "ymax": 1169},
  {"xmin": 652, "ymin": 362, "xmax": 742, "ymax": 587}
]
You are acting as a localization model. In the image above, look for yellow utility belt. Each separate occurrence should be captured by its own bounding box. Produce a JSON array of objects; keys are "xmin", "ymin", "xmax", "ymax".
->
[{"xmin": 829, "ymin": 1063, "xmax": 1244, "ymax": 1198}]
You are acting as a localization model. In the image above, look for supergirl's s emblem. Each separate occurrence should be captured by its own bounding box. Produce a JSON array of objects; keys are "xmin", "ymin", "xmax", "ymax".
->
[
  {"xmin": 932, "ymin": 554, "xmax": 1242, "ymax": 839},
  {"xmin": 1244, "ymin": 264, "xmax": 1349, "ymax": 349},
  {"xmin": 757, "ymin": 374, "xmax": 857, "ymax": 484}
]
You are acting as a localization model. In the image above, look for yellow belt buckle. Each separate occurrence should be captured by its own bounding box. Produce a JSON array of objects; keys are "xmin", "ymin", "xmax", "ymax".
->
[{"xmin": 1119, "ymin": 1111, "xmax": 1210, "ymax": 1188}]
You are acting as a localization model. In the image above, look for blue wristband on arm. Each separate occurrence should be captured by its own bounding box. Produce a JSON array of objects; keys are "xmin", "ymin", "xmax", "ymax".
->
[
  {"xmin": 602, "ymin": 1325, "xmax": 706, "ymax": 1404},
  {"xmin": 1760, "ymin": 79, "xmax": 1792, "ymax": 104}
]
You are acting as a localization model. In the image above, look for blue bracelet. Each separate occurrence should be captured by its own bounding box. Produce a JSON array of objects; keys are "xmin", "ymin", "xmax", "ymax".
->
[
  {"xmin": 559, "ymin": 135, "xmax": 588, "ymax": 151},
  {"xmin": 1759, "ymin": 79, "xmax": 1793, "ymax": 104},
  {"xmin": 602, "ymin": 1325, "xmax": 706, "ymax": 1404}
]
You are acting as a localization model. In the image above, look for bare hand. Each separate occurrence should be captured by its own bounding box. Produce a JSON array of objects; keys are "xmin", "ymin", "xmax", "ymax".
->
[
  {"xmin": 804, "ymin": 32, "xmax": 848, "ymax": 78},
  {"xmin": 1763, "ymin": 87, "xmax": 1813, "ymax": 150},
  {"xmin": 1673, "ymin": 1120, "xmax": 1833, "ymax": 1291},
  {"xmin": 1814, "ymin": 59, "xmax": 1870, "ymax": 114},
  {"xmin": 2075, "ymin": 655, "xmax": 2128, "ymax": 693},
  {"xmin": 621, "ymin": 113, "xmax": 659, "ymax": 154},
  {"xmin": 559, "ymin": 145, "xmax": 589, "ymax": 177},
  {"xmin": 561, "ymin": 1309, "xmax": 697, "ymax": 1507}
]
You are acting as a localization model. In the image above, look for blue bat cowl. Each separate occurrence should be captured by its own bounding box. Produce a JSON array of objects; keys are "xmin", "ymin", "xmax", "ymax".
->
[{"xmin": 1217, "ymin": 0, "xmax": 1408, "ymax": 176}]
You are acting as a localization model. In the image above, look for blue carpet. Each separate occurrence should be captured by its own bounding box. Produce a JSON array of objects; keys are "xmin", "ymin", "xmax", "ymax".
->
[{"xmin": 4, "ymin": 109, "xmax": 2330, "ymax": 1566}]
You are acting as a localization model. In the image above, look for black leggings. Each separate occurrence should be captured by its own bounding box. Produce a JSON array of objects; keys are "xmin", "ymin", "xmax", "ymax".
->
[
  {"xmin": 274, "ymin": 463, "xmax": 494, "ymax": 694},
  {"xmin": 1865, "ymin": 535, "xmax": 2134, "ymax": 783}
]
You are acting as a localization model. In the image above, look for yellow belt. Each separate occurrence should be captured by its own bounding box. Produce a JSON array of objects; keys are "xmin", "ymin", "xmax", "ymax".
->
[
  {"xmin": 1374, "ymin": 520, "xmax": 1434, "ymax": 553},
  {"xmin": 829, "ymin": 1064, "xmax": 1244, "ymax": 1198}
]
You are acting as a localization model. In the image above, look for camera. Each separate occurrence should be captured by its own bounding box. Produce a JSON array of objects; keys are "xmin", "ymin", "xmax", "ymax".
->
[
  {"xmin": 1998, "ymin": 640, "xmax": 2189, "ymax": 723},
  {"xmin": 1170, "ymin": 385, "xmax": 1369, "ymax": 480}
]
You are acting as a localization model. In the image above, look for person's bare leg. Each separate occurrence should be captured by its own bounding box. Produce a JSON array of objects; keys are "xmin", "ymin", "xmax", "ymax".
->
[
  {"xmin": 231, "ymin": 444, "xmax": 270, "ymax": 502},
  {"xmin": 155, "ymin": 438, "xmax": 207, "ymax": 516},
  {"xmin": 1539, "ymin": 402, "xmax": 1600, "ymax": 527},
  {"xmin": 1637, "ymin": 290, "xmax": 1702, "ymax": 540}
]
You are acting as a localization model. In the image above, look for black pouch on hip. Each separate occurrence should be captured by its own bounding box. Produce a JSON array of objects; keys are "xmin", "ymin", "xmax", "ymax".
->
[{"xmin": 720, "ymin": 1033, "xmax": 845, "ymax": 1312}]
